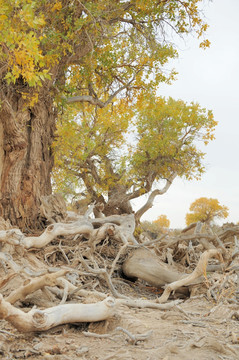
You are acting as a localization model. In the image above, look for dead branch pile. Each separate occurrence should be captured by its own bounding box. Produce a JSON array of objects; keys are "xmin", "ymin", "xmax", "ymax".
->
[{"xmin": 0, "ymin": 203, "xmax": 238, "ymax": 335}]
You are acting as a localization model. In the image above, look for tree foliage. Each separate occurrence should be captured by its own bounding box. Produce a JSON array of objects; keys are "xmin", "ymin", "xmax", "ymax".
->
[
  {"xmin": 53, "ymin": 94, "xmax": 217, "ymax": 217},
  {"xmin": 185, "ymin": 197, "xmax": 229, "ymax": 225},
  {"xmin": 1, "ymin": 0, "xmax": 210, "ymax": 104},
  {"xmin": 153, "ymin": 215, "xmax": 170, "ymax": 228},
  {"xmin": 0, "ymin": 0, "xmax": 212, "ymax": 224}
]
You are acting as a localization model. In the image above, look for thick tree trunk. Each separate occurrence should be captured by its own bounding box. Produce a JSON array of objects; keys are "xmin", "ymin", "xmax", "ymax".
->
[
  {"xmin": 0, "ymin": 88, "xmax": 56, "ymax": 230},
  {"xmin": 104, "ymin": 185, "xmax": 133, "ymax": 216}
]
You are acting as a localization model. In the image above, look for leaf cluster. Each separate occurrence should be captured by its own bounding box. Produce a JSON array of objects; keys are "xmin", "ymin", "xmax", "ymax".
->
[
  {"xmin": 185, "ymin": 197, "xmax": 229, "ymax": 225},
  {"xmin": 53, "ymin": 94, "xmax": 217, "ymax": 203},
  {"xmin": 131, "ymin": 95, "xmax": 216, "ymax": 184},
  {"xmin": 0, "ymin": 0, "xmax": 210, "ymax": 104},
  {"xmin": 153, "ymin": 214, "xmax": 170, "ymax": 228}
]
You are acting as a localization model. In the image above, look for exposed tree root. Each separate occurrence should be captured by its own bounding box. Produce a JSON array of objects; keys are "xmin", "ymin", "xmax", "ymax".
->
[
  {"xmin": 158, "ymin": 249, "xmax": 223, "ymax": 303},
  {"xmin": 21, "ymin": 219, "xmax": 94, "ymax": 249},
  {"xmin": 6, "ymin": 269, "xmax": 69, "ymax": 304},
  {"xmin": 0, "ymin": 207, "xmax": 238, "ymax": 335},
  {"xmin": 0, "ymin": 294, "xmax": 116, "ymax": 332},
  {"xmin": 122, "ymin": 248, "xmax": 184, "ymax": 286}
]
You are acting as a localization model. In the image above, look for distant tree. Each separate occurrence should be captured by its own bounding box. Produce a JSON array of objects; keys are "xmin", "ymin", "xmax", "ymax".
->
[
  {"xmin": 185, "ymin": 197, "xmax": 229, "ymax": 225},
  {"xmin": 140, "ymin": 220, "xmax": 162, "ymax": 239},
  {"xmin": 154, "ymin": 215, "xmax": 170, "ymax": 228},
  {"xmin": 53, "ymin": 96, "xmax": 216, "ymax": 220}
]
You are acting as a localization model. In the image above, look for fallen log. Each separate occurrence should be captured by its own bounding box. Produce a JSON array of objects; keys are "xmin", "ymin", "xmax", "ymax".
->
[
  {"xmin": 122, "ymin": 248, "xmax": 184, "ymax": 287},
  {"xmin": 0, "ymin": 295, "xmax": 116, "ymax": 332},
  {"xmin": 123, "ymin": 248, "xmax": 223, "ymax": 303}
]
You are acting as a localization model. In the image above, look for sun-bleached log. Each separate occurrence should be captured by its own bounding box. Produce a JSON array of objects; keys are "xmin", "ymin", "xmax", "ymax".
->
[
  {"xmin": 158, "ymin": 249, "xmax": 223, "ymax": 303},
  {"xmin": 0, "ymin": 295, "xmax": 116, "ymax": 332},
  {"xmin": 6, "ymin": 269, "xmax": 69, "ymax": 304},
  {"xmin": 21, "ymin": 219, "xmax": 94, "ymax": 249},
  {"xmin": 123, "ymin": 248, "xmax": 184, "ymax": 287}
]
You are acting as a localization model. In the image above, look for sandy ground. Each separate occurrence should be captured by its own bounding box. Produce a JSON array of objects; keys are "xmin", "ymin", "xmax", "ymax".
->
[{"xmin": 0, "ymin": 293, "xmax": 238, "ymax": 360}]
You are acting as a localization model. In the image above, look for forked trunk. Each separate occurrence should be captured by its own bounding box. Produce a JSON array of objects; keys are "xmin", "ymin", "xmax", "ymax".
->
[{"xmin": 0, "ymin": 89, "xmax": 56, "ymax": 230}]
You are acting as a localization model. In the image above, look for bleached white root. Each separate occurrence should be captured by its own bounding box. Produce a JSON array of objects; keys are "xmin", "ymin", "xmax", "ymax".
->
[
  {"xmin": 92, "ymin": 214, "xmax": 138, "ymax": 245},
  {"xmin": 0, "ymin": 295, "xmax": 116, "ymax": 332},
  {"xmin": 0, "ymin": 229, "xmax": 24, "ymax": 245},
  {"xmin": 6, "ymin": 269, "xmax": 69, "ymax": 304},
  {"xmin": 158, "ymin": 249, "xmax": 223, "ymax": 303},
  {"xmin": 0, "ymin": 214, "xmax": 137, "ymax": 250},
  {"xmin": 21, "ymin": 219, "xmax": 94, "ymax": 249}
]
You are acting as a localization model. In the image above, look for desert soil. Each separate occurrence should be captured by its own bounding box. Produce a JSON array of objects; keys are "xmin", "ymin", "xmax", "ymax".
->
[{"xmin": 0, "ymin": 290, "xmax": 238, "ymax": 360}]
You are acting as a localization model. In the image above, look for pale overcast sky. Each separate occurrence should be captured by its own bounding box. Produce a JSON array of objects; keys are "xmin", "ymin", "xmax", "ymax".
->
[{"xmin": 133, "ymin": 0, "xmax": 239, "ymax": 228}]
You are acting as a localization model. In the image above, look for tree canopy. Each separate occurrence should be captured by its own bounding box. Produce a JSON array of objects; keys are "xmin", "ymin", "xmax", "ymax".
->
[
  {"xmin": 1, "ymin": 0, "xmax": 210, "ymax": 104},
  {"xmin": 53, "ymin": 94, "xmax": 216, "ymax": 218},
  {"xmin": 153, "ymin": 215, "xmax": 170, "ymax": 228},
  {"xmin": 185, "ymin": 197, "xmax": 229, "ymax": 225},
  {"xmin": 0, "ymin": 0, "xmax": 213, "ymax": 227}
]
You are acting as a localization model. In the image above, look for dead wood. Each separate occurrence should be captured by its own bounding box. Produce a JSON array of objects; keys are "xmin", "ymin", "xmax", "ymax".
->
[
  {"xmin": 122, "ymin": 248, "xmax": 184, "ymax": 287},
  {"xmin": 6, "ymin": 269, "xmax": 69, "ymax": 304},
  {"xmin": 83, "ymin": 327, "xmax": 153, "ymax": 345},
  {"xmin": 116, "ymin": 298, "xmax": 182, "ymax": 310},
  {"xmin": 158, "ymin": 249, "xmax": 223, "ymax": 303},
  {"xmin": 21, "ymin": 219, "xmax": 94, "ymax": 249},
  {"xmin": 0, "ymin": 294, "xmax": 116, "ymax": 332},
  {"xmin": 0, "ymin": 213, "xmax": 138, "ymax": 250},
  {"xmin": 0, "ymin": 204, "xmax": 238, "ymax": 337},
  {"xmin": 0, "ymin": 229, "xmax": 24, "ymax": 245},
  {"xmin": 91, "ymin": 214, "xmax": 138, "ymax": 245}
]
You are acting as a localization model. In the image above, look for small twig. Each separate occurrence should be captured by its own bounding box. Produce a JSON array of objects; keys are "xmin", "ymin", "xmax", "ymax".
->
[
  {"xmin": 115, "ymin": 327, "xmax": 153, "ymax": 344},
  {"xmin": 207, "ymin": 225, "xmax": 227, "ymax": 254},
  {"xmin": 82, "ymin": 331, "xmax": 112, "ymax": 339},
  {"xmin": 23, "ymin": 268, "xmax": 47, "ymax": 277},
  {"xmin": 59, "ymin": 240, "xmax": 71, "ymax": 265},
  {"xmin": 59, "ymin": 280, "xmax": 69, "ymax": 305},
  {"xmin": 84, "ymin": 202, "xmax": 96, "ymax": 218},
  {"xmin": 109, "ymin": 244, "xmax": 128, "ymax": 277},
  {"xmin": 0, "ymin": 329, "xmax": 19, "ymax": 337},
  {"xmin": 180, "ymin": 320, "xmax": 207, "ymax": 328},
  {"xmin": 78, "ymin": 253, "xmax": 128, "ymax": 299},
  {"xmin": 175, "ymin": 305, "xmax": 190, "ymax": 319},
  {"xmin": 128, "ymin": 234, "xmax": 168, "ymax": 248},
  {"xmin": 232, "ymin": 236, "xmax": 239, "ymax": 260},
  {"xmin": 83, "ymin": 327, "xmax": 153, "ymax": 345}
]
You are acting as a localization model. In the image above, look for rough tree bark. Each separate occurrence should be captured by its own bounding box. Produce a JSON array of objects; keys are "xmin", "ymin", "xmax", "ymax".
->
[{"xmin": 0, "ymin": 84, "xmax": 56, "ymax": 230}]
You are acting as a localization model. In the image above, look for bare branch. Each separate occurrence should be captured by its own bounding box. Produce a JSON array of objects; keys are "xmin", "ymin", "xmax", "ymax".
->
[
  {"xmin": 65, "ymin": 75, "xmax": 136, "ymax": 108},
  {"xmin": 135, "ymin": 172, "xmax": 177, "ymax": 221}
]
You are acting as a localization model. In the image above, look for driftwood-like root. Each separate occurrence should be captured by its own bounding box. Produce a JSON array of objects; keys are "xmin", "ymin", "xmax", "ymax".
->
[
  {"xmin": 158, "ymin": 249, "xmax": 223, "ymax": 303},
  {"xmin": 123, "ymin": 248, "xmax": 183, "ymax": 286},
  {"xmin": 6, "ymin": 269, "xmax": 69, "ymax": 304},
  {"xmin": 0, "ymin": 295, "xmax": 116, "ymax": 332},
  {"xmin": 21, "ymin": 220, "xmax": 94, "ymax": 249},
  {"xmin": 123, "ymin": 248, "xmax": 223, "ymax": 303}
]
